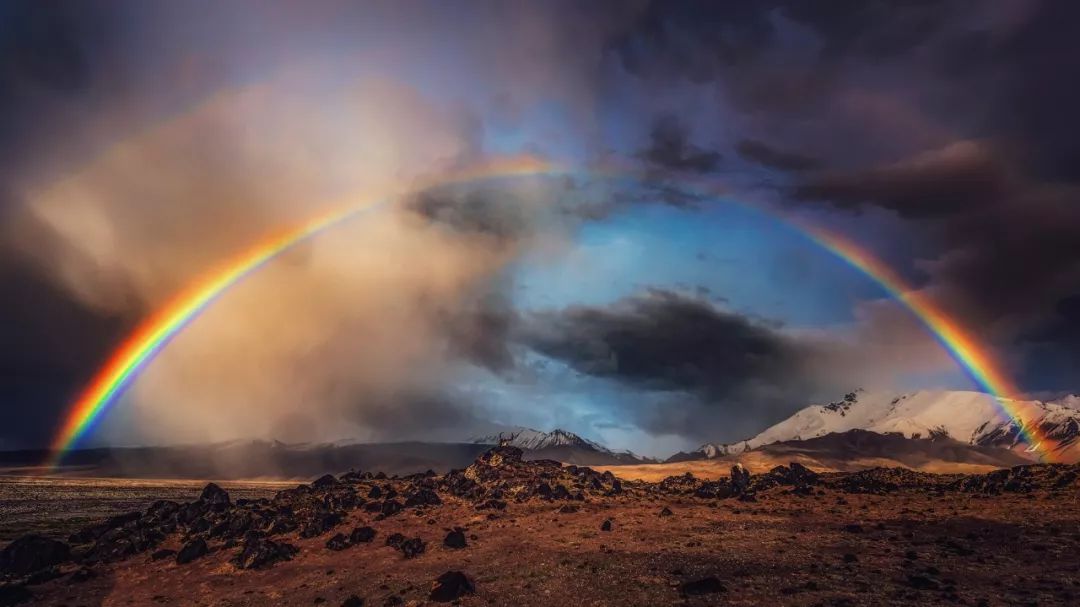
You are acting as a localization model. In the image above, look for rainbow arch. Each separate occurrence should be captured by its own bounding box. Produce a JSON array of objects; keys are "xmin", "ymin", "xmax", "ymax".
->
[{"xmin": 46, "ymin": 160, "xmax": 1051, "ymax": 465}]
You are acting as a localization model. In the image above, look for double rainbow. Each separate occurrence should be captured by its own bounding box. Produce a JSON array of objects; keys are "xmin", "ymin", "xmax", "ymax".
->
[{"xmin": 47, "ymin": 161, "xmax": 1051, "ymax": 465}]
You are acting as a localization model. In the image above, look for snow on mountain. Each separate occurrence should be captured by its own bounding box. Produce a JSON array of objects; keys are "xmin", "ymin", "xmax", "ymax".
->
[
  {"xmin": 671, "ymin": 389, "xmax": 1080, "ymax": 462},
  {"xmin": 469, "ymin": 428, "xmax": 652, "ymax": 464}
]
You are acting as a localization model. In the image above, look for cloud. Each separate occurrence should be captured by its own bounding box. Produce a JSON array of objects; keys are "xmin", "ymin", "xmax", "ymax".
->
[
  {"xmin": 736, "ymin": 139, "xmax": 821, "ymax": 172},
  {"xmin": 792, "ymin": 141, "xmax": 1012, "ymax": 218},
  {"xmin": 638, "ymin": 114, "xmax": 722, "ymax": 174},
  {"xmin": 519, "ymin": 289, "xmax": 807, "ymax": 397}
]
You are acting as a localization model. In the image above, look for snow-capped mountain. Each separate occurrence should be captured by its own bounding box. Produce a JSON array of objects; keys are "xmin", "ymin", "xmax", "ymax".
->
[
  {"xmin": 469, "ymin": 428, "xmax": 653, "ymax": 465},
  {"xmin": 669, "ymin": 390, "xmax": 1080, "ymax": 463}
]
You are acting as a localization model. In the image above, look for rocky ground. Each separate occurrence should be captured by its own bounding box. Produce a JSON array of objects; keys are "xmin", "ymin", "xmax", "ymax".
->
[{"xmin": 1, "ymin": 446, "xmax": 1078, "ymax": 606}]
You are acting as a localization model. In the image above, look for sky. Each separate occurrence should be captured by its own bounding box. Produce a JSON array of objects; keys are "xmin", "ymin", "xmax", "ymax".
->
[{"xmin": 2, "ymin": 1, "xmax": 1079, "ymax": 457}]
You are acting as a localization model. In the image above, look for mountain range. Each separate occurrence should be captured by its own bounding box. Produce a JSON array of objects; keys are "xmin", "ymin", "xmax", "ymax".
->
[
  {"xmin": 667, "ymin": 389, "xmax": 1080, "ymax": 463},
  {"xmin": 469, "ymin": 428, "xmax": 654, "ymax": 466}
]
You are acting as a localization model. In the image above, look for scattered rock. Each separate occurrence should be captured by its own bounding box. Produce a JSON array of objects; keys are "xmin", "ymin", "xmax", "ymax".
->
[
  {"xmin": 399, "ymin": 538, "xmax": 425, "ymax": 559},
  {"xmin": 659, "ymin": 507, "xmax": 673, "ymax": 517},
  {"xmin": 0, "ymin": 535, "xmax": 70, "ymax": 576},
  {"xmin": 443, "ymin": 530, "xmax": 467, "ymax": 549},
  {"xmin": 350, "ymin": 526, "xmax": 376, "ymax": 544},
  {"xmin": 175, "ymin": 538, "xmax": 208, "ymax": 565},
  {"xmin": 232, "ymin": 537, "xmax": 298, "ymax": 570},
  {"xmin": 429, "ymin": 571, "xmax": 475, "ymax": 602},
  {"xmin": 385, "ymin": 533, "xmax": 405, "ymax": 548},
  {"xmin": 325, "ymin": 533, "xmax": 350, "ymax": 551},
  {"xmin": 199, "ymin": 483, "xmax": 230, "ymax": 506},
  {"xmin": 730, "ymin": 464, "xmax": 750, "ymax": 494}
]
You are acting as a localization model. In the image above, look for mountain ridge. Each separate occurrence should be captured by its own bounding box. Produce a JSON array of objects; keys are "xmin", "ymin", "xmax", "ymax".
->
[{"xmin": 669, "ymin": 389, "xmax": 1080, "ymax": 463}]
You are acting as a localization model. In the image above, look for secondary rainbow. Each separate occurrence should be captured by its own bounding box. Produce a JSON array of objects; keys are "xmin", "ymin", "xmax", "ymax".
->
[{"xmin": 48, "ymin": 163, "xmax": 1050, "ymax": 465}]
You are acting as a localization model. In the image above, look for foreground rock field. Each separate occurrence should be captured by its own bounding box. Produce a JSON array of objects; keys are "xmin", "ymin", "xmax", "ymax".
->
[{"xmin": 2, "ymin": 447, "xmax": 1078, "ymax": 606}]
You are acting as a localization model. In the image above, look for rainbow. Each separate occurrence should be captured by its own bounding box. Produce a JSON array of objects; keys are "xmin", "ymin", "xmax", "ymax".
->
[
  {"xmin": 46, "ymin": 156, "xmax": 553, "ymax": 465},
  {"xmin": 800, "ymin": 225, "xmax": 1052, "ymax": 459},
  {"xmin": 47, "ymin": 161, "xmax": 1051, "ymax": 465}
]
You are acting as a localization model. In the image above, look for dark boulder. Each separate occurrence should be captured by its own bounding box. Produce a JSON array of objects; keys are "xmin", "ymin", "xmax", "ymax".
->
[
  {"xmin": 659, "ymin": 507, "xmax": 673, "ymax": 517},
  {"xmin": 175, "ymin": 538, "xmax": 208, "ymax": 565},
  {"xmin": 376, "ymin": 500, "xmax": 404, "ymax": 519},
  {"xmin": 443, "ymin": 530, "xmax": 467, "ymax": 549},
  {"xmin": 325, "ymin": 533, "xmax": 350, "ymax": 551},
  {"xmin": 404, "ymin": 489, "xmax": 442, "ymax": 508},
  {"xmin": 730, "ymin": 464, "xmax": 750, "ymax": 495},
  {"xmin": 232, "ymin": 537, "xmax": 298, "ymax": 570},
  {"xmin": 429, "ymin": 571, "xmax": 475, "ymax": 602},
  {"xmin": 350, "ymin": 526, "xmax": 376, "ymax": 544},
  {"xmin": 312, "ymin": 474, "xmax": 339, "ymax": 490},
  {"xmin": 399, "ymin": 537, "xmax": 425, "ymax": 559},
  {"xmin": 341, "ymin": 595, "xmax": 364, "ymax": 607},
  {"xmin": 300, "ymin": 511, "xmax": 343, "ymax": 538},
  {"xmin": 600, "ymin": 519, "xmax": 613, "ymax": 532},
  {"xmin": 199, "ymin": 483, "xmax": 230, "ymax": 506},
  {"xmin": 0, "ymin": 535, "xmax": 70, "ymax": 576}
]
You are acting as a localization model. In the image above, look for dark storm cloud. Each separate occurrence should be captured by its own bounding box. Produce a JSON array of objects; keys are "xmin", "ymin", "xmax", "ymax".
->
[
  {"xmin": 792, "ymin": 142, "xmax": 1012, "ymax": 219},
  {"xmin": 519, "ymin": 289, "xmax": 809, "ymax": 398},
  {"xmin": 736, "ymin": 139, "xmax": 821, "ymax": 173},
  {"xmin": 606, "ymin": 0, "xmax": 1080, "ymax": 392},
  {"xmin": 0, "ymin": 1, "xmax": 121, "ymax": 177},
  {"xmin": 0, "ymin": 258, "xmax": 136, "ymax": 449},
  {"xmin": 638, "ymin": 114, "xmax": 722, "ymax": 174}
]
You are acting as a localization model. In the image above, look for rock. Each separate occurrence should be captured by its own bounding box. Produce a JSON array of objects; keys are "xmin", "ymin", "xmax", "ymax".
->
[
  {"xmin": 385, "ymin": 533, "xmax": 405, "ymax": 548},
  {"xmin": 325, "ymin": 533, "xmax": 350, "ymax": 551},
  {"xmin": 600, "ymin": 519, "xmax": 613, "ymax": 531},
  {"xmin": 312, "ymin": 474, "xmax": 339, "ymax": 490},
  {"xmin": 475, "ymin": 499, "xmax": 506, "ymax": 511},
  {"xmin": 557, "ymin": 504, "xmax": 579, "ymax": 514},
  {"xmin": 150, "ymin": 549, "xmax": 176, "ymax": 561},
  {"xmin": 842, "ymin": 524, "xmax": 864, "ymax": 534},
  {"xmin": 399, "ymin": 538, "xmax": 425, "ymax": 559},
  {"xmin": 731, "ymin": 463, "xmax": 750, "ymax": 495},
  {"xmin": 680, "ymin": 577, "xmax": 726, "ymax": 596},
  {"xmin": 175, "ymin": 538, "xmax": 208, "ymax": 564},
  {"xmin": 300, "ymin": 511, "xmax": 343, "ymax": 538},
  {"xmin": 0, "ymin": 584, "xmax": 32, "ymax": 606},
  {"xmin": 376, "ymin": 500, "xmax": 404, "ymax": 520},
  {"xmin": 367, "ymin": 486, "xmax": 383, "ymax": 499},
  {"xmin": 429, "ymin": 571, "xmax": 475, "ymax": 602},
  {"xmin": 659, "ymin": 507, "xmax": 673, "ymax": 517},
  {"xmin": 443, "ymin": 530, "xmax": 467, "ymax": 549},
  {"xmin": 232, "ymin": 537, "xmax": 298, "ymax": 570},
  {"xmin": 0, "ymin": 535, "xmax": 70, "ymax": 576},
  {"xmin": 199, "ymin": 483, "xmax": 230, "ymax": 506},
  {"xmin": 341, "ymin": 596, "xmax": 364, "ymax": 607},
  {"xmin": 350, "ymin": 526, "xmax": 376, "ymax": 544},
  {"xmin": 404, "ymin": 489, "xmax": 442, "ymax": 507}
]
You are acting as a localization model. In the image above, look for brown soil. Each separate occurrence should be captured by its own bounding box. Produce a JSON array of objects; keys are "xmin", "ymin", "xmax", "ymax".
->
[{"xmin": 9, "ymin": 452, "xmax": 1080, "ymax": 607}]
